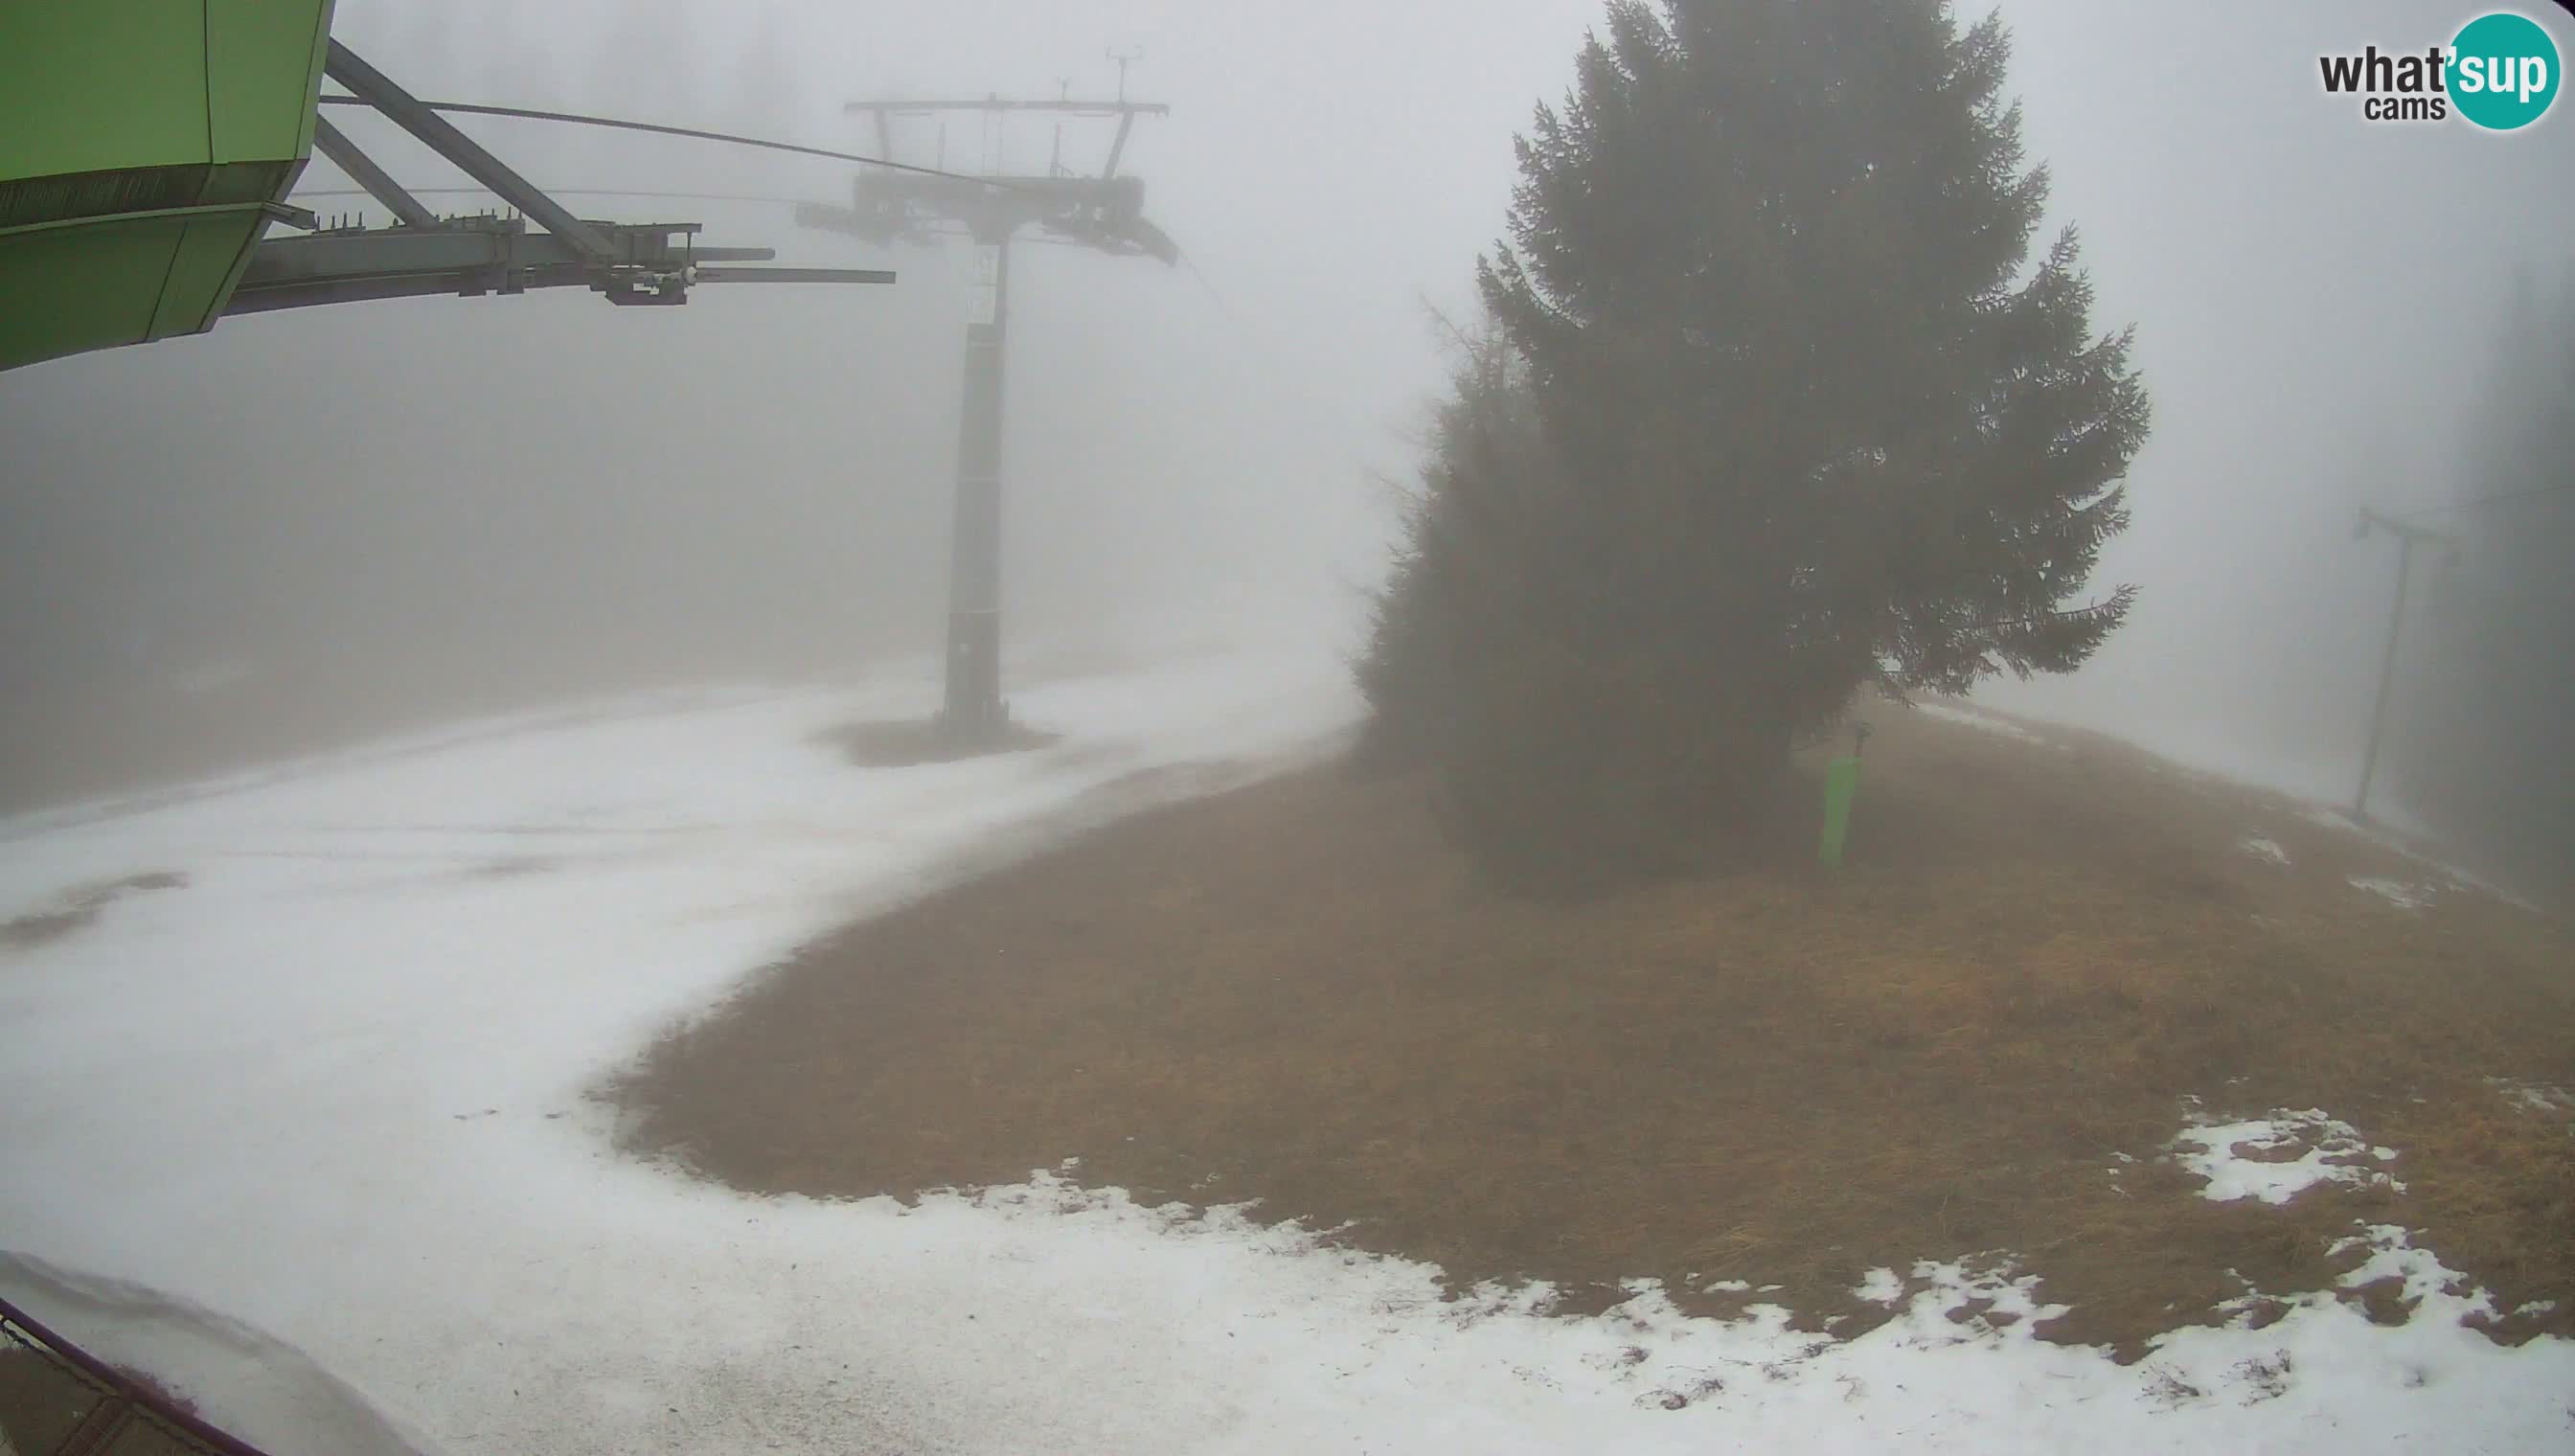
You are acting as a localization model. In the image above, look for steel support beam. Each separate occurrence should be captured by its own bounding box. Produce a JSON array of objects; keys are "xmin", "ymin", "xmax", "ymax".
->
[
  {"xmin": 229, "ymin": 217, "xmax": 889, "ymax": 316},
  {"xmin": 693, "ymin": 265, "xmax": 895, "ymax": 284},
  {"xmin": 2351, "ymin": 509, "xmax": 2451, "ymax": 822},
  {"xmin": 322, "ymin": 40, "xmax": 617, "ymax": 260},
  {"xmin": 943, "ymin": 226, "xmax": 1013, "ymax": 739},
  {"xmin": 229, "ymin": 262, "xmax": 894, "ymax": 315},
  {"xmin": 248, "ymin": 220, "xmax": 548, "ymax": 281},
  {"xmin": 309, "ymin": 116, "xmax": 439, "ymax": 229},
  {"xmin": 1103, "ymin": 110, "xmax": 1137, "ymax": 180}
]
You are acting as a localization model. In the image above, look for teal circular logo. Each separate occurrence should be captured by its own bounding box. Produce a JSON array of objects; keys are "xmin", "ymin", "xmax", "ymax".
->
[{"xmin": 2450, "ymin": 11, "xmax": 2561, "ymax": 129}]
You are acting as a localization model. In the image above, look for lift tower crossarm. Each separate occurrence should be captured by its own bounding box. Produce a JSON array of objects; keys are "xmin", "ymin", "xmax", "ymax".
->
[
  {"xmin": 844, "ymin": 99, "xmax": 1168, "ymax": 182},
  {"xmin": 323, "ymin": 40, "xmax": 618, "ymax": 261},
  {"xmin": 229, "ymin": 218, "xmax": 897, "ymax": 315},
  {"xmin": 278, "ymin": 49, "xmax": 899, "ymax": 312}
]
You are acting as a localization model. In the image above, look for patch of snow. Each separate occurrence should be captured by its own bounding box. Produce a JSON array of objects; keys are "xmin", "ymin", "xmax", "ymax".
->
[
  {"xmin": 2488, "ymin": 1079, "xmax": 2575, "ymax": 1121},
  {"xmin": 1980, "ymin": 701, "xmax": 2360, "ymax": 806},
  {"xmin": 2432, "ymin": 868, "xmax": 2531, "ymax": 911},
  {"xmin": 2304, "ymin": 811, "xmax": 2540, "ymax": 913},
  {"xmin": 1913, "ymin": 700, "xmax": 2048, "ymax": 744},
  {"xmin": 2171, "ymin": 1109, "xmax": 2405, "ymax": 1205},
  {"xmin": 2328, "ymin": 1224, "xmax": 2474, "ymax": 1314},
  {"xmin": 2347, "ymin": 876, "xmax": 2436, "ymax": 911},
  {"xmin": 1948, "ymin": 690, "xmax": 2535, "ymax": 916},
  {"xmin": 2301, "ymin": 803, "xmax": 2398, "ymax": 840},
  {"xmin": 1889, "ymin": 1258, "xmax": 2067, "ymax": 1344},
  {"xmin": 2238, "ymin": 836, "xmax": 2290, "ymax": 867},
  {"xmin": 1853, "ymin": 1268, "xmax": 1905, "ymax": 1305},
  {"xmin": 2, "ymin": 645, "xmax": 2570, "ymax": 1453}
]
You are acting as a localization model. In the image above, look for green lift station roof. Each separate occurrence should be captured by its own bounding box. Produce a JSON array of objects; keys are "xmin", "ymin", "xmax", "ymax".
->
[{"xmin": 0, "ymin": 0, "xmax": 338, "ymax": 373}]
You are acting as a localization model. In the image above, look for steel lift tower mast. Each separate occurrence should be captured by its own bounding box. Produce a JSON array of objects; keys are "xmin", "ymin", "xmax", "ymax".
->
[
  {"xmin": 800, "ymin": 76, "xmax": 1174, "ymax": 745},
  {"xmin": 2349, "ymin": 508, "xmax": 2455, "ymax": 824}
]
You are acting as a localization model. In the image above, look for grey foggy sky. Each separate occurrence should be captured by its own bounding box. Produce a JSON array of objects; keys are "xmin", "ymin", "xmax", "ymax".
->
[{"xmin": 2, "ymin": 1, "xmax": 2570, "ymax": 808}]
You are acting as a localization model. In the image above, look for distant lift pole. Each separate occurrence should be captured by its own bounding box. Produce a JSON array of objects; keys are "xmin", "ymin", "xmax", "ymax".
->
[
  {"xmin": 2351, "ymin": 507, "xmax": 2454, "ymax": 823},
  {"xmin": 800, "ymin": 83, "xmax": 1174, "ymax": 744}
]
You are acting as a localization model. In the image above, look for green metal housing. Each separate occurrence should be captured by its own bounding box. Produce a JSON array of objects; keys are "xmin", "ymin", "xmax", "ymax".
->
[{"xmin": 0, "ymin": 1, "xmax": 337, "ymax": 373}]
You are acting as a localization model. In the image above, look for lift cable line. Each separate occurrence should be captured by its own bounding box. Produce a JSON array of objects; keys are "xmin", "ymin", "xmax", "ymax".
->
[
  {"xmin": 296, "ymin": 185, "xmax": 823, "ymax": 207},
  {"xmin": 1176, "ymin": 250, "xmax": 1411, "ymax": 488},
  {"xmin": 2393, "ymin": 479, "xmax": 2575, "ymax": 519},
  {"xmin": 1175, "ymin": 251, "xmax": 1384, "ymax": 438},
  {"xmin": 313, "ymin": 94, "xmax": 1037, "ymax": 194},
  {"xmin": 1176, "ymin": 254, "xmax": 1261, "ymax": 350},
  {"xmin": 801, "ymin": 80, "xmax": 1177, "ymax": 745}
]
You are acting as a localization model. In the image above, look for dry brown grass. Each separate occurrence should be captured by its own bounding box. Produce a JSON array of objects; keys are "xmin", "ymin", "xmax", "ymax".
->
[{"xmin": 616, "ymin": 703, "xmax": 2575, "ymax": 1356}]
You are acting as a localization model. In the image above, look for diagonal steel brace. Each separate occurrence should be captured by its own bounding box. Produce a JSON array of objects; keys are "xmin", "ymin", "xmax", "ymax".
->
[
  {"xmin": 322, "ymin": 40, "xmax": 617, "ymax": 261},
  {"xmin": 309, "ymin": 115, "xmax": 439, "ymax": 230}
]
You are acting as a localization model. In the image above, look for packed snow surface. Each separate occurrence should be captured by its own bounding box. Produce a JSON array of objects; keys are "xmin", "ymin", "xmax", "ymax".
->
[{"xmin": 3, "ymin": 644, "xmax": 2570, "ymax": 1454}]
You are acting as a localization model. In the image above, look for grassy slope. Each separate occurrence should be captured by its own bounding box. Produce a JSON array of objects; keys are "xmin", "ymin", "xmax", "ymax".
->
[{"xmin": 618, "ymin": 702, "xmax": 2575, "ymax": 1356}]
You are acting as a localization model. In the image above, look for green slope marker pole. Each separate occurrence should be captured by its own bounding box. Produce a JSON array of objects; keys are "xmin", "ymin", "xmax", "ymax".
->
[
  {"xmin": 1819, "ymin": 756, "xmax": 1862, "ymax": 868},
  {"xmin": 1819, "ymin": 721, "xmax": 1871, "ymax": 869}
]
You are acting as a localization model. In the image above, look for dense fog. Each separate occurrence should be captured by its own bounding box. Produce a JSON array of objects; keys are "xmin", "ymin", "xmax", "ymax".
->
[{"xmin": 3, "ymin": 1, "xmax": 2569, "ymax": 894}]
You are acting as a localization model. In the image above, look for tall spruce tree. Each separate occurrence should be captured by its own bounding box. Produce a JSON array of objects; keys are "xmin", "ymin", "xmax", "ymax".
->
[{"xmin": 1363, "ymin": 0, "xmax": 2150, "ymax": 888}]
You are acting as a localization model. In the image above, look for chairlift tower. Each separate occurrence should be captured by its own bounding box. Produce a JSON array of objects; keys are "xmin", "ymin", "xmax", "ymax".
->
[
  {"xmin": 800, "ymin": 74, "xmax": 1174, "ymax": 744},
  {"xmin": 2349, "ymin": 508, "xmax": 2455, "ymax": 823}
]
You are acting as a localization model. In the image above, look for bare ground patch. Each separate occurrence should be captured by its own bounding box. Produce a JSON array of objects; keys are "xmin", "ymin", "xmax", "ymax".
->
[
  {"xmin": 823, "ymin": 719, "xmax": 1060, "ymax": 768},
  {"xmin": 2, "ymin": 871, "xmax": 188, "ymax": 951},
  {"xmin": 615, "ymin": 706, "xmax": 2574, "ymax": 1357}
]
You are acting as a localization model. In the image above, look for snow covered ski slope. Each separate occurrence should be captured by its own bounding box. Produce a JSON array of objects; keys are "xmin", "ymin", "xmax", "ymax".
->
[{"xmin": 2, "ymin": 646, "xmax": 2567, "ymax": 1454}]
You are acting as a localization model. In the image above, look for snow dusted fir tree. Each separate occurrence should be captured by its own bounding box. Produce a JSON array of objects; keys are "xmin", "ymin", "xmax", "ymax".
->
[{"xmin": 1360, "ymin": 0, "xmax": 2151, "ymax": 889}]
